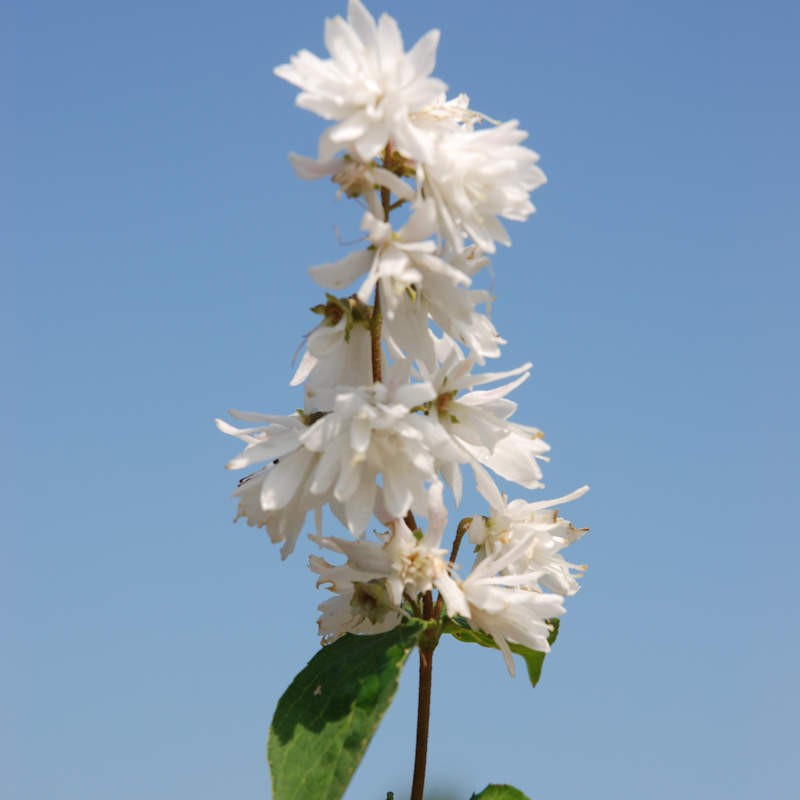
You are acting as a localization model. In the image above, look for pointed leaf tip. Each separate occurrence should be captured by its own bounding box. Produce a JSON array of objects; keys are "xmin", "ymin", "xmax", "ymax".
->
[{"xmin": 445, "ymin": 618, "xmax": 560, "ymax": 688}]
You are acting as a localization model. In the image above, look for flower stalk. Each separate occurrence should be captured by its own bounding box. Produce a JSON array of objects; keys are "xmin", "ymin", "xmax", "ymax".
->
[{"xmin": 218, "ymin": 2, "xmax": 591, "ymax": 797}]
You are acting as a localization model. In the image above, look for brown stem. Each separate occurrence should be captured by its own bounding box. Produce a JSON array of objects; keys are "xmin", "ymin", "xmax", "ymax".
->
[
  {"xmin": 410, "ymin": 592, "xmax": 436, "ymax": 800},
  {"xmin": 371, "ymin": 284, "xmax": 383, "ymax": 384},
  {"xmin": 449, "ymin": 517, "xmax": 473, "ymax": 565},
  {"xmin": 380, "ymin": 143, "xmax": 394, "ymax": 220},
  {"xmin": 410, "ymin": 648, "xmax": 433, "ymax": 800},
  {"xmin": 381, "ymin": 185, "xmax": 392, "ymax": 220},
  {"xmin": 434, "ymin": 517, "xmax": 473, "ymax": 618}
]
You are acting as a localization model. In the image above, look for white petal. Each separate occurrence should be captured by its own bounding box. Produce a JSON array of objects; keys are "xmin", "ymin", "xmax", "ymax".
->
[
  {"xmin": 309, "ymin": 250, "xmax": 372, "ymax": 289},
  {"xmin": 344, "ymin": 477, "xmax": 378, "ymax": 536},
  {"xmin": 406, "ymin": 28, "xmax": 440, "ymax": 78},
  {"xmin": 288, "ymin": 152, "xmax": 339, "ymax": 180},
  {"xmin": 260, "ymin": 455, "xmax": 306, "ymax": 511},
  {"xmin": 382, "ymin": 466, "xmax": 414, "ymax": 519},
  {"xmin": 470, "ymin": 460, "xmax": 503, "ymax": 508},
  {"xmin": 348, "ymin": 0, "xmax": 377, "ymax": 47},
  {"xmin": 309, "ymin": 445, "xmax": 341, "ymax": 495},
  {"xmin": 290, "ymin": 348, "xmax": 318, "ymax": 387}
]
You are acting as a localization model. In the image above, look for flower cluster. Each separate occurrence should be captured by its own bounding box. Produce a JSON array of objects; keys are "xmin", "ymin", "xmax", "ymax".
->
[{"xmin": 217, "ymin": 0, "xmax": 587, "ymax": 677}]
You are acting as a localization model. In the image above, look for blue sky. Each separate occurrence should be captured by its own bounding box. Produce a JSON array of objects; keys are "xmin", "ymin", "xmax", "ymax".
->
[{"xmin": 5, "ymin": 1, "xmax": 799, "ymax": 798}]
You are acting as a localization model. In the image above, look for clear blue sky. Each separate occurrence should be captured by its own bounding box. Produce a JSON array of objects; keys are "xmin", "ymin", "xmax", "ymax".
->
[{"xmin": 5, "ymin": 1, "xmax": 799, "ymax": 798}]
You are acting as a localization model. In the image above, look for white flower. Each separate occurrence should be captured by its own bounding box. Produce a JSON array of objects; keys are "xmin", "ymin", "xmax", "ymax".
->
[
  {"xmin": 215, "ymin": 411, "xmax": 326, "ymax": 558},
  {"xmin": 414, "ymin": 334, "xmax": 550, "ymax": 508},
  {"xmin": 299, "ymin": 362, "xmax": 462, "ymax": 536},
  {"xmin": 384, "ymin": 272, "xmax": 503, "ymax": 365},
  {"xmin": 469, "ymin": 486, "xmax": 589, "ymax": 596},
  {"xmin": 309, "ymin": 553, "xmax": 404, "ymax": 643},
  {"xmin": 290, "ymin": 294, "xmax": 374, "ymax": 414},
  {"xmin": 459, "ymin": 537, "xmax": 566, "ymax": 676},
  {"xmin": 274, "ymin": 0, "xmax": 446, "ymax": 163},
  {"xmin": 308, "ymin": 201, "xmax": 470, "ymax": 318},
  {"xmin": 419, "ymin": 245, "xmax": 503, "ymax": 362},
  {"xmin": 310, "ymin": 482, "xmax": 468, "ymax": 642},
  {"xmin": 288, "ymin": 152, "xmax": 414, "ymax": 219},
  {"xmin": 218, "ymin": 361, "xmax": 467, "ymax": 549},
  {"xmin": 421, "ymin": 120, "xmax": 547, "ymax": 252}
]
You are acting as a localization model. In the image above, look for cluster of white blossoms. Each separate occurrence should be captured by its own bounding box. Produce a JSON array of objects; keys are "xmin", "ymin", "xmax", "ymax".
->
[{"xmin": 217, "ymin": 0, "xmax": 588, "ymax": 676}]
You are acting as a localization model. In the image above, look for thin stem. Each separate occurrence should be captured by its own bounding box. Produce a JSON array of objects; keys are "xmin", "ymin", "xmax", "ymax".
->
[
  {"xmin": 449, "ymin": 517, "xmax": 473, "ymax": 566},
  {"xmin": 371, "ymin": 284, "xmax": 383, "ymax": 384},
  {"xmin": 410, "ymin": 592, "xmax": 436, "ymax": 800},
  {"xmin": 434, "ymin": 517, "xmax": 472, "ymax": 618},
  {"xmin": 380, "ymin": 185, "xmax": 392, "ymax": 219},
  {"xmin": 370, "ymin": 151, "xmax": 394, "ymax": 385}
]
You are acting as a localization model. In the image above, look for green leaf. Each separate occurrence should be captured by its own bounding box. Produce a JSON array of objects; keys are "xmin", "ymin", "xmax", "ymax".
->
[
  {"xmin": 471, "ymin": 784, "xmax": 532, "ymax": 800},
  {"xmin": 444, "ymin": 618, "xmax": 560, "ymax": 688},
  {"xmin": 268, "ymin": 623, "xmax": 423, "ymax": 800}
]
